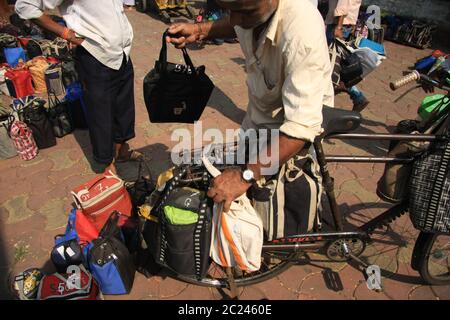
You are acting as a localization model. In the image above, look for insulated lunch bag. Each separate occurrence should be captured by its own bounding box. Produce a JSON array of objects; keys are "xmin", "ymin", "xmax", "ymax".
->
[
  {"xmin": 147, "ymin": 167, "xmax": 213, "ymax": 278},
  {"xmin": 9, "ymin": 119, "xmax": 38, "ymax": 161},
  {"xmin": 88, "ymin": 212, "xmax": 136, "ymax": 295},
  {"xmin": 71, "ymin": 170, "xmax": 133, "ymax": 232},
  {"xmin": 0, "ymin": 113, "xmax": 17, "ymax": 159},
  {"xmin": 144, "ymin": 31, "xmax": 214, "ymax": 123},
  {"xmin": 45, "ymin": 63, "xmax": 65, "ymax": 96}
]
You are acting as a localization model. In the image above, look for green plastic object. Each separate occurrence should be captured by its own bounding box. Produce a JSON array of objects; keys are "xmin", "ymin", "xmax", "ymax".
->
[
  {"xmin": 164, "ymin": 206, "xmax": 199, "ymax": 225},
  {"xmin": 418, "ymin": 94, "xmax": 450, "ymax": 121}
]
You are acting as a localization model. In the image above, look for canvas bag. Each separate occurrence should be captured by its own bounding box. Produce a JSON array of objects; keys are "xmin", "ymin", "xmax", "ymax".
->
[
  {"xmin": 0, "ymin": 112, "xmax": 17, "ymax": 159},
  {"xmin": 71, "ymin": 170, "xmax": 133, "ymax": 232},
  {"xmin": 251, "ymin": 150, "xmax": 322, "ymax": 241},
  {"xmin": 202, "ymin": 154, "xmax": 264, "ymax": 272},
  {"xmin": 26, "ymin": 56, "xmax": 49, "ymax": 93},
  {"xmin": 45, "ymin": 63, "xmax": 65, "ymax": 96},
  {"xmin": 49, "ymin": 38, "xmax": 69, "ymax": 59},
  {"xmin": 144, "ymin": 31, "xmax": 214, "ymax": 123},
  {"xmin": 0, "ymin": 67, "xmax": 10, "ymax": 95}
]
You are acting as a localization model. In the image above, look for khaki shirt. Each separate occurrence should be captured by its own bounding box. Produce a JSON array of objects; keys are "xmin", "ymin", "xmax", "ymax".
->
[{"xmin": 236, "ymin": 0, "xmax": 334, "ymax": 142}]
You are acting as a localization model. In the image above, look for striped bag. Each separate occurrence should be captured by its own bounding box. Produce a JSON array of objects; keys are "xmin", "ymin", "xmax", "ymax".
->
[{"xmin": 409, "ymin": 140, "xmax": 450, "ymax": 234}]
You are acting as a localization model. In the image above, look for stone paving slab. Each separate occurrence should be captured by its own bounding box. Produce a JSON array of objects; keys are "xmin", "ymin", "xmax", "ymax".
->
[{"xmin": 1, "ymin": 8, "xmax": 449, "ymax": 300}]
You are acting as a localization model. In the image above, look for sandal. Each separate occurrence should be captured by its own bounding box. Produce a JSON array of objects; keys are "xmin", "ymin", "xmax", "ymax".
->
[{"xmin": 115, "ymin": 149, "xmax": 144, "ymax": 163}]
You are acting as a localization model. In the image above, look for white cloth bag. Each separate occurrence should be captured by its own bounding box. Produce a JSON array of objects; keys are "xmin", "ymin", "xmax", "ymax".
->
[{"xmin": 202, "ymin": 152, "xmax": 264, "ymax": 272}]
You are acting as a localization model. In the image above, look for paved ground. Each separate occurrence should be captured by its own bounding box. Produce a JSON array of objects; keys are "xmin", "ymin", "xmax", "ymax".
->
[{"xmin": 1, "ymin": 8, "xmax": 449, "ymax": 300}]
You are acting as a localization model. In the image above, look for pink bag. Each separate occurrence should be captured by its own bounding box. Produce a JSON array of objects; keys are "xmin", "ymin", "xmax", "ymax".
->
[{"xmin": 9, "ymin": 120, "xmax": 38, "ymax": 161}]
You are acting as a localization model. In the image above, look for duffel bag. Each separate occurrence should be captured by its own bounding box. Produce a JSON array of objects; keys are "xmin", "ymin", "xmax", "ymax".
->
[
  {"xmin": 71, "ymin": 170, "xmax": 133, "ymax": 232},
  {"xmin": 251, "ymin": 150, "xmax": 322, "ymax": 241},
  {"xmin": 409, "ymin": 140, "xmax": 450, "ymax": 234},
  {"xmin": 88, "ymin": 211, "xmax": 136, "ymax": 295}
]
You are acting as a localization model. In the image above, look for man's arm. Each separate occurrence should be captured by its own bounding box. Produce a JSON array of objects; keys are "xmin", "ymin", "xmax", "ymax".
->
[
  {"xmin": 333, "ymin": 0, "xmax": 349, "ymax": 39},
  {"xmin": 166, "ymin": 16, "xmax": 236, "ymax": 49},
  {"xmin": 15, "ymin": 0, "xmax": 83, "ymax": 45}
]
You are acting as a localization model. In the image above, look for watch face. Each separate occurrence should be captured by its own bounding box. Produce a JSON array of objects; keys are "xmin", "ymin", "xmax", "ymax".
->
[{"xmin": 243, "ymin": 169, "xmax": 254, "ymax": 182}]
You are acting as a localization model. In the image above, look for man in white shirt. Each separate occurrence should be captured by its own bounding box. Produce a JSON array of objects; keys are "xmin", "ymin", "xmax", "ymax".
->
[
  {"xmin": 15, "ymin": 0, "xmax": 141, "ymax": 172},
  {"xmin": 166, "ymin": 0, "xmax": 333, "ymax": 212},
  {"xmin": 325, "ymin": 0, "xmax": 370, "ymax": 112}
]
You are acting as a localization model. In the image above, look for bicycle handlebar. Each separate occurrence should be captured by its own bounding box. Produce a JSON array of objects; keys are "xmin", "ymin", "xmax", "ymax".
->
[{"xmin": 390, "ymin": 71, "xmax": 450, "ymax": 92}]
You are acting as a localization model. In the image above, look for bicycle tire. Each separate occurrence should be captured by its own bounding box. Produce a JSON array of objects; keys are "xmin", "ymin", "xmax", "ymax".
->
[
  {"xmin": 175, "ymin": 251, "xmax": 298, "ymax": 288},
  {"xmin": 414, "ymin": 232, "xmax": 450, "ymax": 286}
]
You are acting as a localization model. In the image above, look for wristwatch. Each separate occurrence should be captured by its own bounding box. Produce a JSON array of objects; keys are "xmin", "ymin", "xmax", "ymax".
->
[{"xmin": 242, "ymin": 167, "xmax": 256, "ymax": 184}]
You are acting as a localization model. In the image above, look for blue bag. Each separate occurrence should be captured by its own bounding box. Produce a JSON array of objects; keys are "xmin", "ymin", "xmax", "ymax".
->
[
  {"xmin": 88, "ymin": 212, "xmax": 135, "ymax": 295},
  {"xmin": 65, "ymin": 81, "xmax": 88, "ymax": 129},
  {"xmin": 357, "ymin": 37, "xmax": 386, "ymax": 56},
  {"xmin": 4, "ymin": 47, "xmax": 27, "ymax": 67},
  {"xmin": 54, "ymin": 209, "xmax": 98, "ymax": 263}
]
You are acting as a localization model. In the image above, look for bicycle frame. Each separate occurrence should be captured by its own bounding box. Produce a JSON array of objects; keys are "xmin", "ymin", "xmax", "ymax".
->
[{"xmin": 260, "ymin": 132, "xmax": 448, "ymax": 253}]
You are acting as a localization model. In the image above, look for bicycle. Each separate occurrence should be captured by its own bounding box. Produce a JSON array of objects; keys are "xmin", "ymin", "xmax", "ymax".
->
[{"xmin": 161, "ymin": 72, "xmax": 450, "ymax": 289}]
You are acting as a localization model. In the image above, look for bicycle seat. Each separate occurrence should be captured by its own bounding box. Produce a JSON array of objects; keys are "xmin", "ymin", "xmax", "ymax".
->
[{"xmin": 322, "ymin": 105, "xmax": 362, "ymax": 137}]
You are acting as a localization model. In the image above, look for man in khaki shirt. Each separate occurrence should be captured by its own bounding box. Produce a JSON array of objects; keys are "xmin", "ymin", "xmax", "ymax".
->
[{"xmin": 167, "ymin": 0, "xmax": 333, "ymax": 212}]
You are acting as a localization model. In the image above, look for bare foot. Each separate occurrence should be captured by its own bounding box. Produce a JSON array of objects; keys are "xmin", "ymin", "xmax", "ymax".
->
[{"xmin": 105, "ymin": 162, "xmax": 117, "ymax": 175}]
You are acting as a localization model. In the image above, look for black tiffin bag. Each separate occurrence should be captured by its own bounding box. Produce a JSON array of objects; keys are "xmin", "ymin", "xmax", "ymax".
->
[
  {"xmin": 143, "ymin": 31, "xmax": 214, "ymax": 123},
  {"xmin": 47, "ymin": 90, "xmax": 74, "ymax": 138},
  {"xmin": 19, "ymin": 97, "xmax": 57, "ymax": 149}
]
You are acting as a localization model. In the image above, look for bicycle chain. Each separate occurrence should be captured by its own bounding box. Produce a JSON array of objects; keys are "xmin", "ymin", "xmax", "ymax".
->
[{"xmin": 362, "ymin": 206, "xmax": 408, "ymax": 235}]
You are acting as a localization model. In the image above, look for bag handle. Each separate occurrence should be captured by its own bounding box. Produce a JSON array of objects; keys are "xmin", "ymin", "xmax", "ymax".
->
[
  {"xmin": 159, "ymin": 30, "xmax": 196, "ymax": 75},
  {"xmin": 48, "ymin": 89, "xmax": 61, "ymax": 108}
]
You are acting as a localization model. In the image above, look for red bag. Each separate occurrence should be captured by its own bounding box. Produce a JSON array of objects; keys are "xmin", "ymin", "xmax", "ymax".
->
[
  {"xmin": 71, "ymin": 170, "xmax": 132, "ymax": 231},
  {"xmin": 73, "ymin": 209, "xmax": 99, "ymax": 245},
  {"xmin": 9, "ymin": 120, "xmax": 38, "ymax": 161},
  {"xmin": 37, "ymin": 265, "xmax": 100, "ymax": 300},
  {"xmin": 5, "ymin": 66, "xmax": 34, "ymax": 98}
]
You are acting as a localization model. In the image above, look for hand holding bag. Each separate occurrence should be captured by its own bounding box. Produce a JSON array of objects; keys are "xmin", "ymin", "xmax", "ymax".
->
[
  {"xmin": 143, "ymin": 31, "xmax": 214, "ymax": 123},
  {"xmin": 202, "ymin": 152, "xmax": 264, "ymax": 273}
]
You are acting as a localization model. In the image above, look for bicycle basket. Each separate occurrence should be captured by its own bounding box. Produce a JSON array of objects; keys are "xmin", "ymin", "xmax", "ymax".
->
[{"xmin": 409, "ymin": 140, "xmax": 450, "ymax": 234}]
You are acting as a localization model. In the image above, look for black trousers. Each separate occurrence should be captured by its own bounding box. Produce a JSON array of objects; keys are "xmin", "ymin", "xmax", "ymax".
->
[{"xmin": 75, "ymin": 47, "xmax": 135, "ymax": 164}]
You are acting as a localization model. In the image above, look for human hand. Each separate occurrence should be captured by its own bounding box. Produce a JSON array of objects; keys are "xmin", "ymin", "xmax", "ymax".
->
[
  {"xmin": 334, "ymin": 27, "xmax": 344, "ymax": 40},
  {"xmin": 65, "ymin": 29, "xmax": 84, "ymax": 49},
  {"xmin": 166, "ymin": 22, "xmax": 201, "ymax": 49},
  {"xmin": 207, "ymin": 168, "xmax": 251, "ymax": 212}
]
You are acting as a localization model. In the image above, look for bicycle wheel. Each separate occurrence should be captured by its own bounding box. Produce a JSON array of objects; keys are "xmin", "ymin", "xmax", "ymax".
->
[
  {"xmin": 414, "ymin": 232, "xmax": 450, "ymax": 285},
  {"xmin": 175, "ymin": 250, "xmax": 298, "ymax": 288}
]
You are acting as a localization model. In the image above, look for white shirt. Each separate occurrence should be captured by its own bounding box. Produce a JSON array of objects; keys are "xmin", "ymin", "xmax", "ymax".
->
[
  {"xmin": 237, "ymin": 0, "xmax": 334, "ymax": 142},
  {"xmin": 15, "ymin": 0, "xmax": 134, "ymax": 70},
  {"xmin": 325, "ymin": 0, "xmax": 362, "ymax": 26}
]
